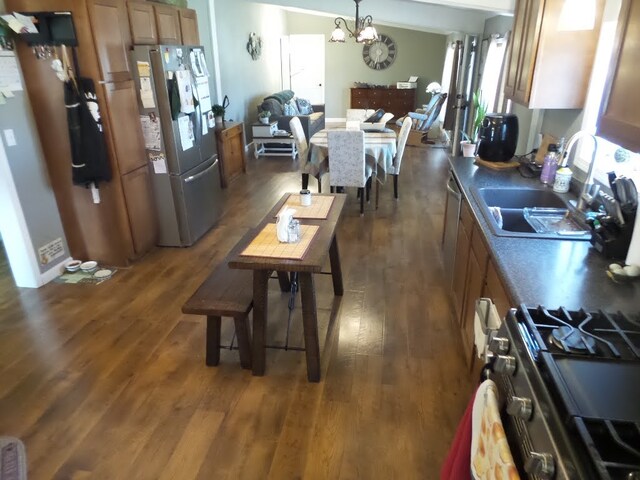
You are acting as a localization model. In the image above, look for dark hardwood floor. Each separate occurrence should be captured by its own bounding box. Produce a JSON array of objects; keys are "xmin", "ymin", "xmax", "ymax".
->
[{"xmin": 0, "ymin": 144, "xmax": 474, "ymax": 479}]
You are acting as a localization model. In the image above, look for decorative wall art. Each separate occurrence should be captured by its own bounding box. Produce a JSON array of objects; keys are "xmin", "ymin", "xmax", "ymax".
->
[{"xmin": 246, "ymin": 32, "xmax": 262, "ymax": 60}]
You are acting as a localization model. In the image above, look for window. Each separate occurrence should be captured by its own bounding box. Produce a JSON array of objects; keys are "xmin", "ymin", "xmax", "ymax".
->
[
  {"xmin": 479, "ymin": 34, "xmax": 508, "ymax": 114},
  {"xmin": 573, "ymin": 0, "xmax": 640, "ymax": 186}
]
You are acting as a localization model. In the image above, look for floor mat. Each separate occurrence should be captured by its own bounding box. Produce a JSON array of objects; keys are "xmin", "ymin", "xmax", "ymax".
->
[{"xmin": 0, "ymin": 437, "xmax": 27, "ymax": 480}]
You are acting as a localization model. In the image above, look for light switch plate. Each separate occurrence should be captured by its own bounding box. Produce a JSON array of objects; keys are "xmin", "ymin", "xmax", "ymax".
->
[{"xmin": 3, "ymin": 129, "xmax": 16, "ymax": 147}]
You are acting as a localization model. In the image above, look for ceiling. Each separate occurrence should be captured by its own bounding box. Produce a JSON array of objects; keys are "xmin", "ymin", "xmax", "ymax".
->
[{"xmin": 249, "ymin": 0, "xmax": 514, "ymax": 35}]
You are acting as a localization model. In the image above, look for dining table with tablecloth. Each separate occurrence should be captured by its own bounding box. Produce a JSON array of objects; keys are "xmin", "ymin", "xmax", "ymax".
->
[{"xmin": 308, "ymin": 128, "xmax": 398, "ymax": 182}]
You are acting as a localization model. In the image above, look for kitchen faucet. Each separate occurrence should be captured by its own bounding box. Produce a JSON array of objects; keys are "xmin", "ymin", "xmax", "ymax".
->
[{"xmin": 561, "ymin": 131, "xmax": 599, "ymax": 213}]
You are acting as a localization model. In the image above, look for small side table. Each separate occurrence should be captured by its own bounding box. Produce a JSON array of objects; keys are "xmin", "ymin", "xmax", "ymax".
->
[
  {"xmin": 215, "ymin": 121, "xmax": 247, "ymax": 188},
  {"xmin": 251, "ymin": 123, "xmax": 297, "ymax": 159}
]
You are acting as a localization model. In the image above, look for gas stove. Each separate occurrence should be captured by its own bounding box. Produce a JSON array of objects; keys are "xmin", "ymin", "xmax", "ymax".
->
[{"xmin": 489, "ymin": 305, "xmax": 640, "ymax": 480}]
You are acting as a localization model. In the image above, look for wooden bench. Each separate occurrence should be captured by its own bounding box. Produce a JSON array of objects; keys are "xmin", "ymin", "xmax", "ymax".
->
[{"xmin": 182, "ymin": 263, "xmax": 253, "ymax": 369}]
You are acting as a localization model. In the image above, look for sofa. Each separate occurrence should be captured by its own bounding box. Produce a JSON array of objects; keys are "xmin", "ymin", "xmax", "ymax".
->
[{"xmin": 258, "ymin": 90, "xmax": 325, "ymax": 140}]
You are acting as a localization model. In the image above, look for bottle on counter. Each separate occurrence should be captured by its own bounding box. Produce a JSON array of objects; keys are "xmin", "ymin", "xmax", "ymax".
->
[{"xmin": 540, "ymin": 143, "xmax": 559, "ymax": 185}]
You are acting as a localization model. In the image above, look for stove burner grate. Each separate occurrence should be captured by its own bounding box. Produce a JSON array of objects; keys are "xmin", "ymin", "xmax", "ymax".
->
[{"xmin": 550, "ymin": 325, "xmax": 597, "ymax": 353}]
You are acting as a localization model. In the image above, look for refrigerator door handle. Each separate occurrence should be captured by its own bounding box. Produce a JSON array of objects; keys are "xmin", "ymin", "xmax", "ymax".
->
[{"xmin": 184, "ymin": 158, "xmax": 219, "ymax": 184}]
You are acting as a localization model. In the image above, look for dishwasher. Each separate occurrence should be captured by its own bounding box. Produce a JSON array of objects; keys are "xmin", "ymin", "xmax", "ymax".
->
[{"xmin": 442, "ymin": 171, "xmax": 462, "ymax": 289}]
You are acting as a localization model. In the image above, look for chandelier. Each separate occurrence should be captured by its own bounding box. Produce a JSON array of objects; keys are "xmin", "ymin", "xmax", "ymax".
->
[{"xmin": 329, "ymin": 0, "xmax": 378, "ymax": 44}]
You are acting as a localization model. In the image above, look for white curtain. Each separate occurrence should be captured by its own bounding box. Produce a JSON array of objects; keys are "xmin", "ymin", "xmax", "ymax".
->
[
  {"xmin": 479, "ymin": 35, "xmax": 508, "ymax": 113},
  {"xmin": 439, "ymin": 42, "xmax": 456, "ymax": 122}
]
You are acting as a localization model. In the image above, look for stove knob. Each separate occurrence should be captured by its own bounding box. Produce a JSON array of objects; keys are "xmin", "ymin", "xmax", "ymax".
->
[
  {"xmin": 494, "ymin": 355, "xmax": 516, "ymax": 375},
  {"xmin": 507, "ymin": 396, "xmax": 533, "ymax": 420},
  {"xmin": 489, "ymin": 336, "xmax": 510, "ymax": 354},
  {"xmin": 525, "ymin": 452, "xmax": 555, "ymax": 479}
]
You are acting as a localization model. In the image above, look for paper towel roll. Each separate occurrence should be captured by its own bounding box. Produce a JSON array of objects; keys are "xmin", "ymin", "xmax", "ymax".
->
[{"xmin": 626, "ymin": 211, "xmax": 640, "ymax": 266}]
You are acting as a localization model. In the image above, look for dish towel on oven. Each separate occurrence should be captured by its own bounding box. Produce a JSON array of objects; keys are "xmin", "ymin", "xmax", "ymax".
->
[
  {"xmin": 471, "ymin": 380, "xmax": 520, "ymax": 480},
  {"xmin": 440, "ymin": 387, "xmax": 477, "ymax": 480}
]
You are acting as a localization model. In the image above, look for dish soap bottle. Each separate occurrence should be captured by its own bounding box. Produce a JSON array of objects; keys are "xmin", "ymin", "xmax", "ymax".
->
[{"xmin": 540, "ymin": 144, "xmax": 559, "ymax": 185}]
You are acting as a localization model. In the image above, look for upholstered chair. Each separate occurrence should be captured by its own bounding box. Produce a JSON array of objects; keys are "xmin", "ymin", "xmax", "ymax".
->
[
  {"xmin": 377, "ymin": 116, "xmax": 412, "ymax": 206},
  {"xmin": 327, "ymin": 130, "xmax": 375, "ymax": 215},
  {"xmin": 290, "ymin": 117, "xmax": 326, "ymax": 192}
]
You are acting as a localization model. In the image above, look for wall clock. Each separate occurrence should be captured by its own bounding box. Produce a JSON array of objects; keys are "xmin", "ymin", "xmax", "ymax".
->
[{"xmin": 362, "ymin": 34, "xmax": 397, "ymax": 70}]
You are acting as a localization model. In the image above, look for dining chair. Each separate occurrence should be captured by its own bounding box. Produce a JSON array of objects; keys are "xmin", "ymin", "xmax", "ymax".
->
[
  {"xmin": 377, "ymin": 116, "xmax": 412, "ymax": 207},
  {"xmin": 327, "ymin": 130, "xmax": 374, "ymax": 215},
  {"xmin": 290, "ymin": 117, "xmax": 326, "ymax": 192}
]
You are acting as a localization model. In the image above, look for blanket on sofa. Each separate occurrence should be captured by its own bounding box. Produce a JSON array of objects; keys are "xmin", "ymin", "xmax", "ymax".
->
[{"xmin": 264, "ymin": 90, "xmax": 295, "ymax": 105}]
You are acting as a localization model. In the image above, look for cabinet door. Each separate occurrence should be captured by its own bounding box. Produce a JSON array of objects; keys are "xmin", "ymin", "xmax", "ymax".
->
[
  {"xmin": 103, "ymin": 81, "xmax": 147, "ymax": 175},
  {"xmin": 597, "ymin": 0, "xmax": 640, "ymax": 153},
  {"xmin": 179, "ymin": 8, "xmax": 199, "ymax": 45},
  {"xmin": 154, "ymin": 4, "xmax": 182, "ymax": 44},
  {"xmin": 128, "ymin": 0, "xmax": 158, "ymax": 45},
  {"xmin": 513, "ymin": 0, "xmax": 543, "ymax": 105},
  {"xmin": 485, "ymin": 260, "xmax": 512, "ymax": 322},
  {"xmin": 87, "ymin": 0, "xmax": 131, "ymax": 82},
  {"xmin": 504, "ymin": 0, "xmax": 528, "ymax": 98},
  {"xmin": 121, "ymin": 165, "xmax": 157, "ymax": 255}
]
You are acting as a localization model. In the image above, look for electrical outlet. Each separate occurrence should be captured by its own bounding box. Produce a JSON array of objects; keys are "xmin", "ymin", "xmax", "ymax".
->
[{"xmin": 3, "ymin": 129, "xmax": 16, "ymax": 147}]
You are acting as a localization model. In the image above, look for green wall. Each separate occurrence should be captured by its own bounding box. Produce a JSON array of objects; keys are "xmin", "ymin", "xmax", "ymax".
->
[{"xmin": 286, "ymin": 12, "xmax": 447, "ymax": 118}]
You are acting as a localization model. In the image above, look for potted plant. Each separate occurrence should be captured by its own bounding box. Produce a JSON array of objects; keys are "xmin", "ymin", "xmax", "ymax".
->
[
  {"xmin": 258, "ymin": 110, "xmax": 271, "ymax": 125},
  {"xmin": 461, "ymin": 89, "xmax": 488, "ymax": 157},
  {"xmin": 212, "ymin": 104, "xmax": 225, "ymax": 126}
]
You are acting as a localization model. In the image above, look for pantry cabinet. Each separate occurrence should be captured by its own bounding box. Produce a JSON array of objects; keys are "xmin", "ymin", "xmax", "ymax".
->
[
  {"xmin": 505, "ymin": 0, "xmax": 604, "ymax": 109},
  {"xmin": 179, "ymin": 8, "xmax": 200, "ymax": 45},
  {"xmin": 87, "ymin": 0, "xmax": 132, "ymax": 82},
  {"xmin": 597, "ymin": 0, "xmax": 640, "ymax": 153}
]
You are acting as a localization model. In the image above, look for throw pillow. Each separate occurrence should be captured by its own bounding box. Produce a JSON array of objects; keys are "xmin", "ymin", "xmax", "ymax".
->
[
  {"xmin": 296, "ymin": 98, "xmax": 314, "ymax": 115},
  {"xmin": 283, "ymin": 100, "xmax": 300, "ymax": 116}
]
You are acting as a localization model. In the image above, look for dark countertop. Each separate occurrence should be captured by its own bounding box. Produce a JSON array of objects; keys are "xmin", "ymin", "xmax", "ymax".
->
[{"xmin": 449, "ymin": 156, "xmax": 640, "ymax": 312}]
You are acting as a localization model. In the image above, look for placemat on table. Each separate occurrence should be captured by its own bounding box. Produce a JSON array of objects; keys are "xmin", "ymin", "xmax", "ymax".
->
[
  {"xmin": 241, "ymin": 224, "xmax": 319, "ymax": 260},
  {"xmin": 279, "ymin": 194, "xmax": 335, "ymax": 219}
]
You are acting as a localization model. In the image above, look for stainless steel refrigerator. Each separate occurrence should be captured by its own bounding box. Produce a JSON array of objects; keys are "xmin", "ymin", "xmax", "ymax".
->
[{"xmin": 131, "ymin": 45, "xmax": 222, "ymax": 247}]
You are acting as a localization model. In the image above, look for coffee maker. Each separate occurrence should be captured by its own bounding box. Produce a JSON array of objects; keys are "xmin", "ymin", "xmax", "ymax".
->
[{"xmin": 477, "ymin": 114, "xmax": 519, "ymax": 162}]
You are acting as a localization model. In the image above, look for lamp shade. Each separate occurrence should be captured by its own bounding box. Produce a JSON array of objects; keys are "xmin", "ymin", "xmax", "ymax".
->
[{"xmin": 330, "ymin": 27, "xmax": 346, "ymax": 42}]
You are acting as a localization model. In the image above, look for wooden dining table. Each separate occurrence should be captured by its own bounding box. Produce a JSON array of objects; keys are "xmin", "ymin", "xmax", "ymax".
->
[
  {"xmin": 309, "ymin": 127, "xmax": 398, "ymax": 181},
  {"xmin": 227, "ymin": 193, "xmax": 346, "ymax": 382}
]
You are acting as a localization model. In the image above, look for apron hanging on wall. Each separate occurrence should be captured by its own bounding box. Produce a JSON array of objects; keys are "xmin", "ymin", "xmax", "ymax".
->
[{"xmin": 63, "ymin": 48, "xmax": 111, "ymax": 187}]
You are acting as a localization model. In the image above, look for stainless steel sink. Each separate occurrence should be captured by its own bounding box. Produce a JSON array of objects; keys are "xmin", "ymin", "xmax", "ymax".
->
[{"xmin": 472, "ymin": 187, "xmax": 590, "ymax": 240}]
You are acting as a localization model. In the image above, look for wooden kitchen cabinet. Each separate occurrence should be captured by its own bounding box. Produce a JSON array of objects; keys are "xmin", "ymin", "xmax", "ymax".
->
[
  {"xmin": 215, "ymin": 122, "xmax": 247, "ymax": 188},
  {"xmin": 154, "ymin": 3, "xmax": 182, "ymax": 44},
  {"xmin": 121, "ymin": 165, "xmax": 157, "ymax": 255},
  {"xmin": 485, "ymin": 260, "xmax": 512, "ymax": 321},
  {"xmin": 452, "ymin": 200, "xmax": 472, "ymax": 325},
  {"xmin": 505, "ymin": 0, "xmax": 604, "ymax": 109},
  {"xmin": 87, "ymin": 0, "xmax": 132, "ymax": 82},
  {"xmin": 597, "ymin": 0, "xmax": 640, "ymax": 153},
  {"xmin": 103, "ymin": 81, "xmax": 147, "ymax": 175},
  {"xmin": 350, "ymin": 87, "xmax": 416, "ymax": 118},
  {"xmin": 460, "ymin": 226, "xmax": 489, "ymax": 368},
  {"xmin": 127, "ymin": 0, "xmax": 158, "ymax": 45},
  {"xmin": 179, "ymin": 8, "xmax": 200, "ymax": 45}
]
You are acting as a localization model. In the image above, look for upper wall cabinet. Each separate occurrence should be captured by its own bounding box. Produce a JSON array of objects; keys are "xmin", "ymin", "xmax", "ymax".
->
[
  {"xmin": 505, "ymin": 0, "xmax": 604, "ymax": 109},
  {"xmin": 87, "ymin": 0, "xmax": 132, "ymax": 82},
  {"xmin": 179, "ymin": 8, "xmax": 200, "ymax": 45},
  {"xmin": 154, "ymin": 3, "xmax": 182, "ymax": 44},
  {"xmin": 128, "ymin": 0, "xmax": 158, "ymax": 45},
  {"xmin": 597, "ymin": 0, "xmax": 640, "ymax": 153}
]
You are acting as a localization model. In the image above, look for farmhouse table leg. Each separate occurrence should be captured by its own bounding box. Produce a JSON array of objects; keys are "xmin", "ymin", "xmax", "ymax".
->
[
  {"xmin": 251, "ymin": 269, "xmax": 271, "ymax": 376},
  {"xmin": 329, "ymin": 235, "xmax": 344, "ymax": 296},
  {"xmin": 299, "ymin": 272, "xmax": 320, "ymax": 382}
]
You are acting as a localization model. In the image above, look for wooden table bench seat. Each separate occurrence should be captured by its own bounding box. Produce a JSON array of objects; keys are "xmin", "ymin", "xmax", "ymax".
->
[{"xmin": 182, "ymin": 263, "xmax": 253, "ymax": 369}]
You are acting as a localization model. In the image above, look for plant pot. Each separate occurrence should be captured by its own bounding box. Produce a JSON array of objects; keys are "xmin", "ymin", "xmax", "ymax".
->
[
  {"xmin": 215, "ymin": 116, "xmax": 223, "ymax": 126},
  {"xmin": 461, "ymin": 140, "xmax": 477, "ymax": 158},
  {"xmin": 259, "ymin": 117, "xmax": 270, "ymax": 125}
]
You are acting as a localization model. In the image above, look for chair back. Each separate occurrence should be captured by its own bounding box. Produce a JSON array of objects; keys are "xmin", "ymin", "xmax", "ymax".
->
[
  {"xmin": 394, "ymin": 117, "xmax": 413, "ymax": 173},
  {"xmin": 289, "ymin": 117, "xmax": 308, "ymax": 164},
  {"xmin": 327, "ymin": 130, "xmax": 366, "ymax": 188}
]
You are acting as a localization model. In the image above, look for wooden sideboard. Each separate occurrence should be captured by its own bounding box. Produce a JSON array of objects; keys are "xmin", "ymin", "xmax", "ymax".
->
[
  {"xmin": 215, "ymin": 122, "xmax": 247, "ymax": 188},
  {"xmin": 350, "ymin": 87, "xmax": 416, "ymax": 118}
]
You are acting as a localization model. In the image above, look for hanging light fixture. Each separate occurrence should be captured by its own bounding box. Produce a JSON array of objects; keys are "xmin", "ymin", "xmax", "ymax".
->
[{"xmin": 329, "ymin": 0, "xmax": 378, "ymax": 44}]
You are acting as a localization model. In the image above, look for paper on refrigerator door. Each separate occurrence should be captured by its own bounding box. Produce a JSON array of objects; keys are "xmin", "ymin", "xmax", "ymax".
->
[
  {"xmin": 175, "ymin": 69, "xmax": 195, "ymax": 114},
  {"xmin": 195, "ymin": 76, "xmax": 211, "ymax": 113},
  {"xmin": 139, "ymin": 77, "xmax": 155, "ymax": 109},
  {"xmin": 140, "ymin": 114, "xmax": 161, "ymax": 151},
  {"xmin": 178, "ymin": 115, "xmax": 194, "ymax": 151},
  {"xmin": 202, "ymin": 114, "xmax": 208, "ymax": 135},
  {"xmin": 149, "ymin": 152, "xmax": 167, "ymax": 174}
]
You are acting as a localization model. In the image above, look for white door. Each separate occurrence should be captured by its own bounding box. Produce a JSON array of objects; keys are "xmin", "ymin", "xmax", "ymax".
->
[{"xmin": 288, "ymin": 34, "xmax": 325, "ymax": 104}]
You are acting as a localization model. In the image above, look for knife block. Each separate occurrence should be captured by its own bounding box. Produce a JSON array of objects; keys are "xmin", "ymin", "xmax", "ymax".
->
[{"xmin": 590, "ymin": 212, "xmax": 636, "ymax": 259}]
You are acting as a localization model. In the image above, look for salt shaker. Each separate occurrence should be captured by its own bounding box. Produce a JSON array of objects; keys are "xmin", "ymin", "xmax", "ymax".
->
[{"xmin": 287, "ymin": 218, "xmax": 300, "ymax": 243}]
